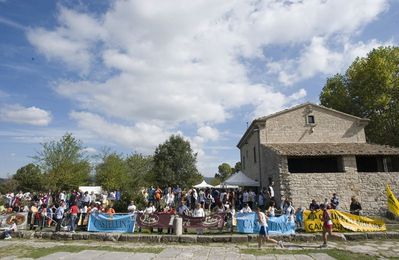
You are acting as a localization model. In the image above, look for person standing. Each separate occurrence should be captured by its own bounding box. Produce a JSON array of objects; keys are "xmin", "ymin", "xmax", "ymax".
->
[
  {"xmin": 320, "ymin": 204, "xmax": 346, "ymax": 247},
  {"xmin": 69, "ymin": 202, "xmax": 79, "ymax": 233},
  {"xmin": 193, "ymin": 203, "xmax": 205, "ymax": 235},
  {"xmin": 256, "ymin": 207, "xmax": 283, "ymax": 249},
  {"xmin": 54, "ymin": 201, "xmax": 65, "ymax": 232}
]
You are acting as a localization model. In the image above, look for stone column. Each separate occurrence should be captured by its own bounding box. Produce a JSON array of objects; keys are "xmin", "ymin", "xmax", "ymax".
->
[{"xmin": 173, "ymin": 216, "xmax": 182, "ymax": 236}]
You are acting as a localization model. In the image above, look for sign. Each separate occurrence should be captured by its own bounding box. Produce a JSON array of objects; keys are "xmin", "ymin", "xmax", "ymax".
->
[
  {"xmin": 236, "ymin": 213, "xmax": 296, "ymax": 235},
  {"xmin": 182, "ymin": 213, "xmax": 225, "ymax": 229},
  {"xmin": 303, "ymin": 209, "xmax": 386, "ymax": 232},
  {"xmin": 136, "ymin": 213, "xmax": 225, "ymax": 229},
  {"xmin": 88, "ymin": 213, "xmax": 135, "ymax": 233},
  {"xmin": 387, "ymin": 185, "xmax": 399, "ymax": 216},
  {"xmin": 0, "ymin": 212, "xmax": 28, "ymax": 230}
]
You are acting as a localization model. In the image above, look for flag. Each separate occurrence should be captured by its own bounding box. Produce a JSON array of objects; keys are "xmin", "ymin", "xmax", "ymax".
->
[{"xmin": 386, "ymin": 185, "xmax": 399, "ymax": 216}]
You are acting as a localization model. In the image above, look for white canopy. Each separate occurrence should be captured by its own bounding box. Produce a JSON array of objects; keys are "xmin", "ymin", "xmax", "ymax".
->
[
  {"xmin": 214, "ymin": 183, "xmax": 239, "ymax": 189},
  {"xmin": 224, "ymin": 171, "xmax": 259, "ymax": 187},
  {"xmin": 193, "ymin": 180, "xmax": 214, "ymax": 188},
  {"xmin": 79, "ymin": 186, "xmax": 102, "ymax": 194}
]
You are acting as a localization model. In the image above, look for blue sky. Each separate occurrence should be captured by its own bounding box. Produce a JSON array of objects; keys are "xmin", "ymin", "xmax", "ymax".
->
[{"xmin": 0, "ymin": 0, "xmax": 398, "ymax": 178}]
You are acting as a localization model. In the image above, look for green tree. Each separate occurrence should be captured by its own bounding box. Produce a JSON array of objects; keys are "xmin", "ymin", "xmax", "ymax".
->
[
  {"xmin": 320, "ymin": 46, "xmax": 399, "ymax": 146},
  {"xmin": 95, "ymin": 153, "xmax": 128, "ymax": 191},
  {"xmin": 152, "ymin": 135, "xmax": 201, "ymax": 188},
  {"xmin": 233, "ymin": 162, "xmax": 242, "ymax": 173},
  {"xmin": 13, "ymin": 163, "xmax": 43, "ymax": 191},
  {"xmin": 34, "ymin": 133, "xmax": 91, "ymax": 191},
  {"xmin": 217, "ymin": 163, "xmax": 234, "ymax": 182}
]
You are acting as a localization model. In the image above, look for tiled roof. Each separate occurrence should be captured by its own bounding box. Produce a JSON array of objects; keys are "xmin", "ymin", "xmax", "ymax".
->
[{"xmin": 263, "ymin": 143, "xmax": 399, "ymax": 156}]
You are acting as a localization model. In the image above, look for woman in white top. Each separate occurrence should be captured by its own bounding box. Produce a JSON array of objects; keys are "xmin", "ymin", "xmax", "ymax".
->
[
  {"xmin": 267, "ymin": 201, "xmax": 276, "ymax": 217},
  {"xmin": 193, "ymin": 203, "xmax": 205, "ymax": 235}
]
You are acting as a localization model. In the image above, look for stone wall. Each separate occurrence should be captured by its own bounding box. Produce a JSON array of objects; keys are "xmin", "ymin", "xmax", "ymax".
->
[
  {"xmin": 358, "ymin": 171, "xmax": 399, "ymax": 215},
  {"xmin": 264, "ymin": 105, "xmax": 366, "ymax": 144},
  {"xmin": 240, "ymin": 128, "xmax": 262, "ymax": 184},
  {"xmin": 277, "ymin": 154, "xmax": 399, "ymax": 215}
]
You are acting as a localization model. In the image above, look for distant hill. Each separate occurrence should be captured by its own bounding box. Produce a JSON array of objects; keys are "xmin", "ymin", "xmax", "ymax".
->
[{"xmin": 203, "ymin": 176, "xmax": 214, "ymax": 183}]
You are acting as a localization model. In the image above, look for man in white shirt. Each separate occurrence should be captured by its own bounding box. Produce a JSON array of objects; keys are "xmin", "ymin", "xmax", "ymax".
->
[{"xmin": 257, "ymin": 207, "xmax": 283, "ymax": 249}]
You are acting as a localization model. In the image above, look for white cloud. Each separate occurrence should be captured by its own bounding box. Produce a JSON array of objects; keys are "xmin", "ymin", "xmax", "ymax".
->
[
  {"xmin": 81, "ymin": 147, "xmax": 97, "ymax": 154},
  {"xmin": 0, "ymin": 104, "xmax": 52, "ymax": 126},
  {"xmin": 25, "ymin": 0, "xmax": 390, "ymax": 176},
  {"xmin": 70, "ymin": 111, "xmax": 174, "ymax": 153},
  {"xmin": 267, "ymin": 37, "xmax": 393, "ymax": 86}
]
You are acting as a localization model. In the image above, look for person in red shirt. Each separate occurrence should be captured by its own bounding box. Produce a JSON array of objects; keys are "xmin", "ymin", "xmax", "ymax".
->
[{"xmin": 69, "ymin": 203, "xmax": 79, "ymax": 233}]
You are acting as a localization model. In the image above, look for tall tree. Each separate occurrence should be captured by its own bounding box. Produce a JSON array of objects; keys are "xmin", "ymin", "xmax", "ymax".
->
[
  {"xmin": 152, "ymin": 135, "xmax": 201, "ymax": 188},
  {"xmin": 13, "ymin": 163, "xmax": 43, "ymax": 192},
  {"xmin": 217, "ymin": 163, "xmax": 234, "ymax": 182},
  {"xmin": 320, "ymin": 46, "xmax": 399, "ymax": 146},
  {"xmin": 34, "ymin": 133, "xmax": 90, "ymax": 191},
  {"xmin": 95, "ymin": 153, "xmax": 128, "ymax": 191}
]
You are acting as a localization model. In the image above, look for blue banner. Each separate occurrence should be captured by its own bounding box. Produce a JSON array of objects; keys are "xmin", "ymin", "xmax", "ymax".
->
[
  {"xmin": 88, "ymin": 213, "xmax": 136, "ymax": 233},
  {"xmin": 236, "ymin": 213, "xmax": 295, "ymax": 235}
]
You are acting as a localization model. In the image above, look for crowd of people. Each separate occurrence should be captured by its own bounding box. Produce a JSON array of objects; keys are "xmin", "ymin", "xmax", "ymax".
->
[{"xmin": 0, "ymin": 182, "xmax": 363, "ymax": 243}]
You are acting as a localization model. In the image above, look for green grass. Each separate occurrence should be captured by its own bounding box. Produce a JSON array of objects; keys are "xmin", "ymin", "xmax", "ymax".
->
[
  {"xmin": 0, "ymin": 244, "xmax": 163, "ymax": 259},
  {"xmin": 240, "ymin": 248, "xmax": 377, "ymax": 260}
]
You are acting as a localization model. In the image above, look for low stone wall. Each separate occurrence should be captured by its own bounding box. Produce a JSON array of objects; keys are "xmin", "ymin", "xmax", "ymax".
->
[{"xmin": 11, "ymin": 230, "xmax": 399, "ymax": 243}]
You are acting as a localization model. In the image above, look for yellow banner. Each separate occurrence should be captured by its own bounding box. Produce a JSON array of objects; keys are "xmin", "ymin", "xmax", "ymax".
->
[
  {"xmin": 303, "ymin": 209, "xmax": 385, "ymax": 233},
  {"xmin": 387, "ymin": 185, "xmax": 399, "ymax": 216}
]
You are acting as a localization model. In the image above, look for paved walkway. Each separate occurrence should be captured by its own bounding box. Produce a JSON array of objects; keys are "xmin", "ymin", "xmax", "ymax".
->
[{"xmin": 1, "ymin": 239, "xmax": 399, "ymax": 259}]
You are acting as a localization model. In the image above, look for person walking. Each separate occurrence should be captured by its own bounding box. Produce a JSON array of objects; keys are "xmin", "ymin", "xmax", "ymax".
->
[
  {"xmin": 256, "ymin": 207, "xmax": 283, "ymax": 249},
  {"xmin": 320, "ymin": 204, "xmax": 346, "ymax": 247}
]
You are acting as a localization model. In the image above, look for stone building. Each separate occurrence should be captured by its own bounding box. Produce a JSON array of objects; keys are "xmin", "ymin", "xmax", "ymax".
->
[{"xmin": 237, "ymin": 102, "xmax": 399, "ymax": 215}]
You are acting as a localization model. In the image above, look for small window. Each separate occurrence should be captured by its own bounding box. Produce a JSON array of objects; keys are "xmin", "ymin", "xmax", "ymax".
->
[
  {"xmin": 307, "ymin": 115, "xmax": 315, "ymax": 124},
  {"xmin": 253, "ymin": 146, "xmax": 257, "ymax": 163}
]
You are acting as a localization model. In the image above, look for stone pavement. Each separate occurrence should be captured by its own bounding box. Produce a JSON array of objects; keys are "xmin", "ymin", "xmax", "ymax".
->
[{"xmin": 1, "ymin": 239, "xmax": 399, "ymax": 259}]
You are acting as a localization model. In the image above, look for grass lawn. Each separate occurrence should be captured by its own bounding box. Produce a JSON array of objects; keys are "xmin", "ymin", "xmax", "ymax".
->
[{"xmin": 0, "ymin": 244, "xmax": 163, "ymax": 259}]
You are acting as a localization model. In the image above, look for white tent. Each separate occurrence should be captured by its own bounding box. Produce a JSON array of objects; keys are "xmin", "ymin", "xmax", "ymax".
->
[
  {"xmin": 224, "ymin": 171, "xmax": 259, "ymax": 187},
  {"xmin": 193, "ymin": 180, "xmax": 214, "ymax": 188},
  {"xmin": 214, "ymin": 183, "xmax": 239, "ymax": 189},
  {"xmin": 79, "ymin": 186, "xmax": 102, "ymax": 194}
]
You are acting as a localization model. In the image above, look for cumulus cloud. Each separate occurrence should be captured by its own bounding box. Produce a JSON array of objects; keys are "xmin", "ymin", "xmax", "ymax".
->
[
  {"xmin": 25, "ymin": 0, "xmax": 390, "ymax": 174},
  {"xmin": 267, "ymin": 37, "xmax": 393, "ymax": 86},
  {"xmin": 0, "ymin": 104, "xmax": 52, "ymax": 126},
  {"xmin": 70, "ymin": 111, "xmax": 174, "ymax": 152}
]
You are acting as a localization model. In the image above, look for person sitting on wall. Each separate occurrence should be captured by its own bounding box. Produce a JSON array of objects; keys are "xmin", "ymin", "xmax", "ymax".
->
[
  {"xmin": 309, "ymin": 199, "xmax": 320, "ymax": 211},
  {"xmin": 350, "ymin": 197, "xmax": 362, "ymax": 215},
  {"xmin": 1, "ymin": 218, "xmax": 17, "ymax": 240},
  {"xmin": 330, "ymin": 193, "xmax": 339, "ymax": 209},
  {"xmin": 240, "ymin": 203, "xmax": 252, "ymax": 213}
]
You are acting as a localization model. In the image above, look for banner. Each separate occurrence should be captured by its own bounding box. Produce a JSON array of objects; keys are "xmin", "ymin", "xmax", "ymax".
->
[
  {"xmin": 303, "ymin": 209, "xmax": 386, "ymax": 232},
  {"xmin": 136, "ymin": 213, "xmax": 225, "ymax": 229},
  {"xmin": 387, "ymin": 185, "xmax": 399, "ymax": 216},
  {"xmin": 0, "ymin": 212, "xmax": 28, "ymax": 230},
  {"xmin": 182, "ymin": 213, "xmax": 225, "ymax": 229},
  {"xmin": 88, "ymin": 213, "xmax": 135, "ymax": 233},
  {"xmin": 236, "ymin": 212, "xmax": 296, "ymax": 235}
]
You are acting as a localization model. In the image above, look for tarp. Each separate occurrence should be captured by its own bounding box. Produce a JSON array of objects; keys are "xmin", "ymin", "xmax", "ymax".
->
[
  {"xmin": 387, "ymin": 185, "xmax": 399, "ymax": 216},
  {"xmin": 88, "ymin": 212, "xmax": 135, "ymax": 233},
  {"xmin": 303, "ymin": 209, "xmax": 386, "ymax": 232},
  {"xmin": 224, "ymin": 171, "xmax": 259, "ymax": 187},
  {"xmin": 236, "ymin": 212, "xmax": 295, "ymax": 235},
  {"xmin": 79, "ymin": 186, "xmax": 102, "ymax": 194},
  {"xmin": 193, "ymin": 180, "xmax": 214, "ymax": 188}
]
